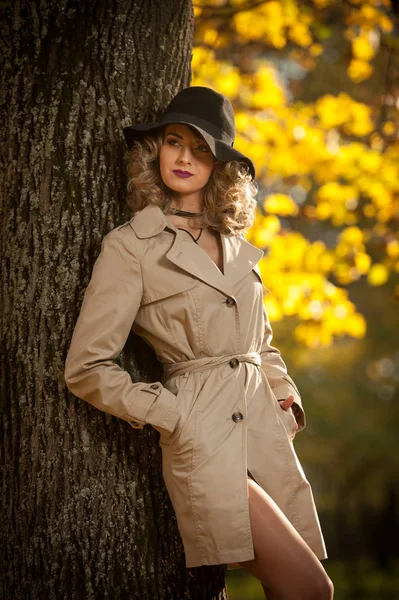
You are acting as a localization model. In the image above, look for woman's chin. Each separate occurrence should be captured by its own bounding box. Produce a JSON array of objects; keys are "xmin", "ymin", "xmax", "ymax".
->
[{"xmin": 164, "ymin": 180, "xmax": 200, "ymax": 194}]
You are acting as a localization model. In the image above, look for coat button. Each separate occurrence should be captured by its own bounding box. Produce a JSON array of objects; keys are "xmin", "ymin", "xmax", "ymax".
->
[
  {"xmin": 225, "ymin": 297, "xmax": 235, "ymax": 306},
  {"xmin": 232, "ymin": 412, "xmax": 243, "ymax": 423},
  {"xmin": 229, "ymin": 358, "xmax": 239, "ymax": 368},
  {"xmin": 150, "ymin": 384, "xmax": 159, "ymax": 390}
]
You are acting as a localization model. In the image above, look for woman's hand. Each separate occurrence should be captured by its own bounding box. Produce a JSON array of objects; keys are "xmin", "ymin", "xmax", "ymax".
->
[{"xmin": 278, "ymin": 394, "xmax": 299, "ymax": 439}]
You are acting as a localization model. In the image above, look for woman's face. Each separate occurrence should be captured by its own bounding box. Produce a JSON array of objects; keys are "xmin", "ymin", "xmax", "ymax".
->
[{"xmin": 159, "ymin": 123, "xmax": 216, "ymax": 198}]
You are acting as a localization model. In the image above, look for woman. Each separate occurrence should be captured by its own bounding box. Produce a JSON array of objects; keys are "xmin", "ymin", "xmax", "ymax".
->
[{"xmin": 64, "ymin": 86, "xmax": 333, "ymax": 599}]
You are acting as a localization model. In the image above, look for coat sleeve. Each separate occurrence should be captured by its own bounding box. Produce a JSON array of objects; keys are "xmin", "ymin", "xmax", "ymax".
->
[
  {"xmin": 260, "ymin": 304, "xmax": 306, "ymax": 431},
  {"xmin": 64, "ymin": 229, "xmax": 181, "ymax": 437}
]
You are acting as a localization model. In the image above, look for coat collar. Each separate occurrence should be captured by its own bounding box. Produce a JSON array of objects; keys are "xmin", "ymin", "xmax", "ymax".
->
[{"xmin": 129, "ymin": 203, "xmax": 264, "ymax": 296}]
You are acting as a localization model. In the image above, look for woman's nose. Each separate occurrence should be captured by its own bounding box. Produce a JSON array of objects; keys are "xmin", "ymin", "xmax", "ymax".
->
[{"xmin": 178, "ymin": 146, "xmax": 192, "ymax": 164}]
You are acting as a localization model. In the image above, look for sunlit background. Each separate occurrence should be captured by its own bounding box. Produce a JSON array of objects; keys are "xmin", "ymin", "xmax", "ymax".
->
[{"xmin": 192, "ymin": 1, "xmax": 399, "ymax": 598}]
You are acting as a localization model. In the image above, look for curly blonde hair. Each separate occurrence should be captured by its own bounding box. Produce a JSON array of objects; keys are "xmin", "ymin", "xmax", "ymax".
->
[{"xmin": 125, "ymin": 127, "xmax": 258, "ymax": 235}]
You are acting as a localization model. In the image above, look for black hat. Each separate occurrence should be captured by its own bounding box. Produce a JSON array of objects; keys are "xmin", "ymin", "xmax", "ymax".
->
[{"xmin": 123, "ymin": 86, "xmax": 256, "ymax": 180}]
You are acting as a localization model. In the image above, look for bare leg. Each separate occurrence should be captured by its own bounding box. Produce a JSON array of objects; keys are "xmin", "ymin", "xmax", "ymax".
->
[
  {"xmin": 238, "ymin": 477, "xmax": 334, "ymax": 600},
  {"xmin": 261, "ymin": 582, "xmax": 279, "ymax": 600}
]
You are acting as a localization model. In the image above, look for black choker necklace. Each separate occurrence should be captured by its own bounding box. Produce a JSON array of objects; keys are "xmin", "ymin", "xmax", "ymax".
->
[{"xmin": 169, "ymin": 207, "xmax": 203, "ymax": 217}]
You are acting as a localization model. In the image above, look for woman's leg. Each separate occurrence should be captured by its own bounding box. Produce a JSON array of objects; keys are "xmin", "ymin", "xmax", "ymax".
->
[
  {"xmin": 261, "ymin": 582, "xmax": 278, "ymax": 600},
  {"xmin": 238, "ymin": 477, "xmax": 334, "ymax": 600}
]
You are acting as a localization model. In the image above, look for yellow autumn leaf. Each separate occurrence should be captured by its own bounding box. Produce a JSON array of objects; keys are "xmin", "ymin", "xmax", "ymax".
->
[
  {"xmin": 357, "ymin": 150, "xmax": 381, "ymax": 173},
  {"xmin": 310, "ymin": 43, "xmax": 323, "ymax": 56},
  {"xmin": 317, "ymin": 182, "xmax": 358, "ymax": 204},
  {"xmin": 289, "ymin": 22, "xmax": 312, "ymax": 47},
  {"xmin": 315, "ymin": 95, "xmax": 348, "ymax": 129},
  {"xmin": 352, "ymin": 35, "xmax": 375, "ymax": 61},
  {"xmin": 319, "ymin": 328, "xmax": 333, "ymax": 346},
  {"xmin": 233, "ymin": 2, "xmax": 284, "ymax": 43},
  {"xmin": 294, "ymin": 323, "xmax": 321, "ymax": 349},
  {"xmin": 263, "ymin": 194, "xmax": 298, "ymax": 216},
  {"xmin": 204, "ymin": 29, "xmax": 219, "ymax": 47},
  {"xmin": 235, "ymin": 111, "xmax": 250, "ymax": 131},
  {"xmin": 264, "ymin": 295, "xmax": 284, "ymax": 321},
  {"xmin": 316, "ymin": 202, "xmax": 332, "ymax": 220},
  {"xmin": 382, "ymin": 121, "xmax": 396, "ymax": 136},
  {"xmin": 333, "ymin": 263, "xmax": 354, "ymax": 285},
  {"xmin": 348, "ymin": 59, "xmax": 373, "ymax": 83},
  {"xmin": 264, "ymin": 214, "xmax": 281, "ymax": 234},
  {"xmin": 248, "ymin": 212, "xmax": 281, "ymax": 248},
  {"xmin": 249, "ymin": 65, "xmax": 286, "ymax": 109},
  {"xmin": 217, "ymin": 71, "xmax": 241, "ymax": 97},
  {"xmin": 368, "ymin": 263, "xmax": 389, "ymax": 286},
  {"xmin": 378, "ymin": 14, "xmax": 394, "ymax": 33},
  {"xmin": 339, "ymin": 226, "xmax": 364, "ymax": 245},
  {"xmin": 346, "ymin": 313, "xmax": 367, "ymax": 338},
  {"xmin": 355, "ymin": 252, "xmax": 372, "ymax": 274},
  {"xmin": 363, "ymin": 204, "xmax": 376, "ymax": 217},
  {"xmin": 344, "ymin": 103, "xmax": 374, "ymax": 136},
  {"xmin": 320, "ymin": 252, "xmax": 335, "ymax": 273},
  {"xmin": 387, "ymin": 240, "xmax": 399, "ymax": 258},
  {"xmin": 282, "ymin": 294, "xmax": 300, "ymax": 316}
]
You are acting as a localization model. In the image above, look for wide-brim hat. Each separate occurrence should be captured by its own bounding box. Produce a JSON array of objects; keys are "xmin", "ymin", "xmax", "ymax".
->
[{"xmin": 123, "ymin": 86, "xmax": 256, "ymax": 180}]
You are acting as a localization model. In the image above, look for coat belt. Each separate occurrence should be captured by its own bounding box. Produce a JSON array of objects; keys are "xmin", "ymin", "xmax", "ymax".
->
[{"xmin": 161, "ymin": 352, "xmax": 262, "ymax": 384}]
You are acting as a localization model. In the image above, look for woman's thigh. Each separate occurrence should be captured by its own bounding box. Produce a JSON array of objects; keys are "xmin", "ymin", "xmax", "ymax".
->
[{"xmin": 238, "ymin": 477, "xmax": 333, "ymax": 600}]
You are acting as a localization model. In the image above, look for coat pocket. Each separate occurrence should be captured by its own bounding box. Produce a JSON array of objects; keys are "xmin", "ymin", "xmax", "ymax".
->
[
  {"xmin": 158, "ymin": 376, "xmax": 196, "ymax": 448},
  {"xmin": 277, "ymin": 403, "xmax": 298, "ymax": 442}
]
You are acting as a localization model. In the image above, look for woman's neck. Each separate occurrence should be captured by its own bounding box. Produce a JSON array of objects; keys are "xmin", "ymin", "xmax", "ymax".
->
[{"xmin": 169, "ymin": 192, "xmax": 204, "ymax": 214}]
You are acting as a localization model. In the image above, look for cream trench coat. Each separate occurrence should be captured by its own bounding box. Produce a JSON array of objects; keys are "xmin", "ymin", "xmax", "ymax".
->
[{"xmin": 64, "ymin": 203, "xmax": 327, "ymax": 569}]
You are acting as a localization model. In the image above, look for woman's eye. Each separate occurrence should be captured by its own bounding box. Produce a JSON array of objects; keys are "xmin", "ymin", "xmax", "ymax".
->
[{"xmin": 165, "ymin": 138, "xmax": 210, "ymax": 153}]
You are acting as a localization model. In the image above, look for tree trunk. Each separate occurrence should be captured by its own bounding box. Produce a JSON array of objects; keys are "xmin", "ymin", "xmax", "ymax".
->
[{"xmin": 0, "ymin": 1, "xmax": 228, "ymax": 598}]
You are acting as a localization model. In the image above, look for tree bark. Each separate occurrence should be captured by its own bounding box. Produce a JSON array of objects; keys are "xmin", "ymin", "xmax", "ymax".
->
[{"xmin": 0, "ymin": 1, "xmax": 228, "ymax": 598}]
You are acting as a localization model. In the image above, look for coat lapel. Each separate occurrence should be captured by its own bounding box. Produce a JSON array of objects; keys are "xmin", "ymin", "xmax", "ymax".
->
[{"xmin": 130, "ymin": 203, "xmax": 264, "ymax": 297}]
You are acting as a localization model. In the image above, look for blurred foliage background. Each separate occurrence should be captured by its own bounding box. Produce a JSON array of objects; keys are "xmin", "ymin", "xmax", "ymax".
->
[{"xmin": 192, "ymin": 1, "xmax": 399, "ymax": 598}]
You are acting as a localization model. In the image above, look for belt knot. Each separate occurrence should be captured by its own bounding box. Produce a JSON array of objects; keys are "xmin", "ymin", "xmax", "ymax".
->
[{"xmin": 161, "ymin": 352, "xmax": 261, "ymax": 384}]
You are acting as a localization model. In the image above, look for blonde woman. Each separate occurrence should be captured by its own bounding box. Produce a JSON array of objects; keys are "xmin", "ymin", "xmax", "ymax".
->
[{"xmin": 64, "ymin": 86, "xmax": 333, "ymax": 600}]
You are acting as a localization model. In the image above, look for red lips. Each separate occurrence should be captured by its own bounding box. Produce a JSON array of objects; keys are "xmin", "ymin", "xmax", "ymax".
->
[{"xmin": 173, "ymin": 169, "xmax": 194, "ymax": 178}]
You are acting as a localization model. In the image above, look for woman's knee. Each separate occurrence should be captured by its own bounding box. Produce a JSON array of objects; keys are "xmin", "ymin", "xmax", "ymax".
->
[
  {"xmin": 302, "ymin": 573, "xmax": 334, "ymax": 600},
  {"xmin": 322, "ymin": 574, "xmax": 334, "ymax": 600},
  {"xmin": 278, "ymin": 565, "xmax": 334, "ymax": 600}
]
